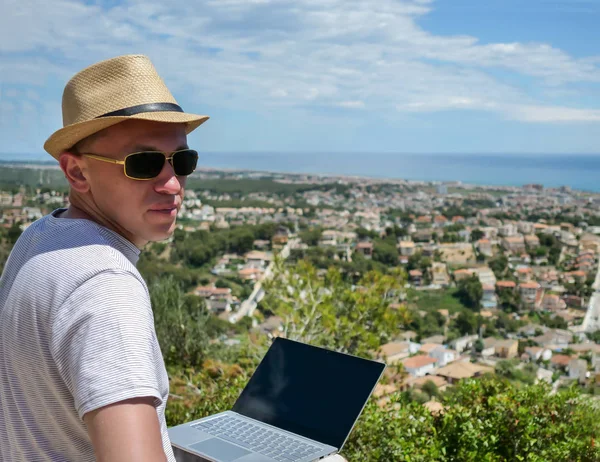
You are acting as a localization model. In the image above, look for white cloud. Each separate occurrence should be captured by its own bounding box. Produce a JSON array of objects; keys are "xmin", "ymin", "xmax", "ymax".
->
[
  {"xmin": 270, "ymin": 88, "xmax": 288, "ymax": 98},
  {"xmin": 511, "ymin": 105, "xmax": 600, "ymax": 123},
  {"xmin": 399, "ymin": 97, "xmax": 497, "ymax": 112},
  {"xmin": 0, "ymin": 0, "xmax": 599, "ymax": 130},
  {"xmin": 338, "ymin": 100, "xmax": 365, "ymax": 109}
]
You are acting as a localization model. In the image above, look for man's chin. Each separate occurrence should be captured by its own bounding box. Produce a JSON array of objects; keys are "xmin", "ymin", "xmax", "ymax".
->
[{"xmin": 145, "ymin": 224, "xmax": 177, "ymax": 243}]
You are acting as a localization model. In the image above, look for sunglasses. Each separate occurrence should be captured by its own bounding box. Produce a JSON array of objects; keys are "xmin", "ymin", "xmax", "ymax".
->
[{"xmin": 80, "ymin": 149, "xmax": 198, "ymax": 180}]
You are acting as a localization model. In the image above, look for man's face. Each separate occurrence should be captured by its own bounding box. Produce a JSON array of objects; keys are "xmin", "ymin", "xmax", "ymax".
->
[{"xmin": 80, "ymin": 119, "xmax": 189, "ymax": 246}]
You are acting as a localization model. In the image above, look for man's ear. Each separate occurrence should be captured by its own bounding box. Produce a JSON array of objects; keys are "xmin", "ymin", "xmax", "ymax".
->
[{"xmin": 59, "ymin": 152, "xmax": 90, "ymax": 194}]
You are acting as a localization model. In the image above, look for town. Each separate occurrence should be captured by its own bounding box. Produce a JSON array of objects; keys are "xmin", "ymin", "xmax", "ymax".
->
[{"xmin": 2, "ymin": 164, "xmax": 600, "ymax": 411}]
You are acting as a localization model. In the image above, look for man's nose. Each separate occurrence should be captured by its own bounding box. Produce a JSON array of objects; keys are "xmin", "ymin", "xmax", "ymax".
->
[{"xmin": 154, "ymin": 159, "xmax": 181, "ymax": 194}]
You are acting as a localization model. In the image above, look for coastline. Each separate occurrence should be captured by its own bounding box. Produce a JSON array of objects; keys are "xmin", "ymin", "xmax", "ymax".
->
[{"xmin": 2, "ymin": 152, "xmax": 600, "ymax": 194}]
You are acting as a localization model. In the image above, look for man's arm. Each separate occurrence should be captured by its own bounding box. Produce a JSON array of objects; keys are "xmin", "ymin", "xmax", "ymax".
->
[{"xmin": 84, "ymin": 396, "xmax": 167, "ymax": 462}]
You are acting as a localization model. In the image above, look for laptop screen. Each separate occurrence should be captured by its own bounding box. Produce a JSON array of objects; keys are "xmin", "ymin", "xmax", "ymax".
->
[{"xmin": 232, "ymin": 338, "xmax": 385, "ymax": 449}]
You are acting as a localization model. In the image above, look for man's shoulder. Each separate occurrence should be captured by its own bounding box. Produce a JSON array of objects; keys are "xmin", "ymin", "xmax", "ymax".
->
[
  {"xmin": 24, "ymin": 214, "xmax": 138, "ymax": 266},
  {"xmin": 13, "ymin": 214, "xmax": 143, "ymax": 289}
]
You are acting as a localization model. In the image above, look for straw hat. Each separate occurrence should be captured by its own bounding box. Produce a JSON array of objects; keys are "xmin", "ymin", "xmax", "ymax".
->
[{"xmin": 44, "ymin": 54, "xmax": 209, "ymax": 159}]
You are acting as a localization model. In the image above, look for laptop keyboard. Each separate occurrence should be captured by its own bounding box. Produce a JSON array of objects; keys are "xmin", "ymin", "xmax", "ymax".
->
[{"xmin": 192, "ymin": 414, "xmax": 323, "ymax": 461}]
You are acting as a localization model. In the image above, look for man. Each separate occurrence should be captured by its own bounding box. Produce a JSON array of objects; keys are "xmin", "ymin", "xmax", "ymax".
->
[{"xmin": 0, "ymin": 55, "xmax": 209, "ymax": 461}]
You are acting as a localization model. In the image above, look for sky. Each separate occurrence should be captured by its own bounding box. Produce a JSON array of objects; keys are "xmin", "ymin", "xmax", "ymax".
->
[{"xmin": 1, "ymin": 0, "xmax": 600, "ymax": 158}]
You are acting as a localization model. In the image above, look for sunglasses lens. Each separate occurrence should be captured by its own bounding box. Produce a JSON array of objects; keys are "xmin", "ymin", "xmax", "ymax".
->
[
  {"xmin": 172, "ymin": 149, "xmax": 198, "ymax": 176},
  {"xmin": 125, "ymin": 152, "xmax": 165, "ymax": 179}
]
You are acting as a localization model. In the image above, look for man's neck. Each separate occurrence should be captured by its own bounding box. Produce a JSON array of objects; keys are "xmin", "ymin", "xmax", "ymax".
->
[
  {"xmin": 57, "ymin": 204, "xmax": 147, "ymax": 249},
  {"xmin": 59, "ymin": 206, "xmax": 92, "ymax": 220}
]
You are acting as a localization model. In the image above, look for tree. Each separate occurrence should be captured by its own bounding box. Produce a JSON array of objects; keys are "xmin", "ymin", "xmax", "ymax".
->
[
  {"xmin": 440, "ymin": 232, "xmax": 460, "ymax": 243},
  {"xmin": 548, "ymin": 246, "xmax": 562, "ymax": 265},
  {"xmin": 373, "ymin": 241, "xmax": 399, "ymax": 266},
  {"xmin": 356, "ymin": 227, "xmax": 378, "ymax": 240},
  {"xmin": 260, "ymin": 258, "xmax": 409, "ymax": 357},
  {"xmin": 489, "ymin": 255, "xmax": 508, "ymax": 279},
  {"xmin": 498, "ymin": 288, "xmax": 521, "ymax": 313},
  {"xmin": 474, "ymin": 338, "xmax": 484, "ymax": 353},
  {"xmin": 149, "ymin": 276, "xmax": 210, "ymax": 368},
  {"xmin": 229, "ymin": 228, "xmax": 255, "ymax": 254},
  {"xmin": 590, "ymin": 330, "xmax": 600, "ymax": 344},
  {"xmin": 538, "ymin": 233, "xmax": 562, "ymax": 265},
  {"xmin": 421, "ymin": 380, "xmax": 440, "ymax": 399},
  {"xmin": 411, "ymin": 310, "xmax": 447, "ymax": 339},
  {"xmin": 345, "ymin": 377, "xmax": 600, "ymax": 461},
  {"xmin": 167, "ymin": 370, "xmax": 600, "ymax": 461},
  {"xmin": 299, "ymin": 227, "xmax": 322, "ymax": 246},
  {"xmin": 407, "ymin": 253, "xmax": 423, "ymax": 271},
  {"xmin": 7, "ymin": 223, "xmax": 22, "ymax": 245},
  {"xmin": 453, "ymin": 310, "xmax": 479, "ymax": 335},
  {"xmin": 495, "ymin": 359, "xmax": 537, "ymax": 385},
  {"xmin": 455, "ymin": 275, "xmax": 483, "ymax": 311},
  {"xmin": 495, "ymin": 312, "xmax": 523, "ymax": 333},
  {"xmin": 471, "ymin": 229, "xmax": 485, "ymax": 242}
]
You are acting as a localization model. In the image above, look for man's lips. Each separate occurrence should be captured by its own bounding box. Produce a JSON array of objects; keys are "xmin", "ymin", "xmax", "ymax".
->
[{"xmin": 149, "ymin": 204, "xmax": 179, "ymax": 212}]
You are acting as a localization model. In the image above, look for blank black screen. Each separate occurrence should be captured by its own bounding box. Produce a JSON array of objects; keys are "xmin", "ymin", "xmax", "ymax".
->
[{"xmin": 232, "ymin": 338, "xmax": 385, "ymax": 448}]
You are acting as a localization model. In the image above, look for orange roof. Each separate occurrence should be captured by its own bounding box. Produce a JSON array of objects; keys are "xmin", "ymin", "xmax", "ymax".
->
[
  {"xmin": 379, "ymin": 342, "xmax": 410, "ymax": 357},
  {"xmin": 402, "ymin": 355, "xmax": 437, "ymax": 369},
  {"xmin": 566, "ymin": 270, "xmax": 586, "ymax": 277},
  {"xmin": 551, "ymin": 354, "xmax": 572, "ymax": 366},
  {"xmin": 409, "ymin": 270, "xmax": 423, "ymax": 277},
  {"xmin": 356, "ymin": 241, "xmax": 374, "ymax": 249},
  {"xmin": 519, "ymin": 282, "xmax": 540, "ymax": 289},
  {"xmin": 436, "ymin": 362, "xmax": 494, "ymax": 380},
  {"xmin": 543, "ymin": 294, "xmax": 560, "ymax": 301},
  {"xmin": 477, "ymin": 238, "xmax": 490, "ymax": 244},
  {"xmin": 504, "ymin": 236, "xmax": 524, "ymax": 243},
  {"xmin": 423, "ymin": 400, "xmax": 445, "ymax": 414},
  {"xmin": 419, "ymin": 343, "xmax": 443, "ymax": 354},
  {"xmin": 374, "ymin": 383, "xmax": 398, "ymax": 398},
  {"xmin": 238, "ymin": 268, "xmax": 263, "ymax": 276},
  {"xmin": 517, "ymin": 267, "xmax": 532, "ymax": 273},
  {"xmin": 525, "ymin": 346, "xmax": 542, "ymax": 354},
  {"xmin": 195, "ymin": 286, "xmax": 231, "ymax": 295},
  {"xmin": 412, "ymin": 375, "xmax": 448, "ymax": 388},
  {"xmin": 496, "ymin": 280, "xmax": 516, "ymax": 288}
]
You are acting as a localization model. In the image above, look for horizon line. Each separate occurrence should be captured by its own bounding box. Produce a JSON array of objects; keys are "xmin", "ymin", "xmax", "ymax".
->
[{"xmin": 2, "ymin": 151, "xmax": 600, "ymax": 160}]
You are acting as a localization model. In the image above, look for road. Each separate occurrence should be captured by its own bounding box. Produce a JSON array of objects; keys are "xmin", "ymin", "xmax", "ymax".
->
[
  {"xmin": 582, "ymin": 259, "xmax": 600, "ymax": 333},
  {"xmin": 227, "ymin": 238, "xmax": 299, "ymax": 323}
]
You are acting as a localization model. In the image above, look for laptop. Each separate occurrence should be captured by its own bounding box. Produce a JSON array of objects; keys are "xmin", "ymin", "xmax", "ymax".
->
[{"xmin": 168, "ymin": 337, "xmax": 386, "ymax": 462}]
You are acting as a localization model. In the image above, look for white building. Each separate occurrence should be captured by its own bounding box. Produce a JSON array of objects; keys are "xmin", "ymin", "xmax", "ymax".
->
[
  {"xmin": 568, "ymin": 359, "xmax": 588, "ymax": 383},
  {"xmin": 450, "ymin": 334, "xmax": 479, "ymax": 354},
  {"xmin": 402, "ymin": 355, "xmax": 438, "ymax": 377},
  {"xmin": 429, "ymin": 347, "xmax": 458, "ymax": 367},
  {"xmin": 524, "ymin": 347, "xmax": 553, "ymax": 362},
  {"xmin": 499, "ymin": 223, "xmax": 518, "ymax": 237}
]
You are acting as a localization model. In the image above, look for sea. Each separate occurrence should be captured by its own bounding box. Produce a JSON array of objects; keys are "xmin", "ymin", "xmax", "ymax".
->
[
  {"xmin": 3, "ymin": 152, "xmax": 600, "ymax": 193},
  {"xmin": 195, "ymin": 152, "xmax": 600, "ymax": 193}
]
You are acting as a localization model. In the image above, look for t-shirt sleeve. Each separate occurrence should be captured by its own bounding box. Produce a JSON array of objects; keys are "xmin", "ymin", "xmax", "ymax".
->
[{"xmin": 50, "ymin": 270, "xmax": 165, "ymax": 420}]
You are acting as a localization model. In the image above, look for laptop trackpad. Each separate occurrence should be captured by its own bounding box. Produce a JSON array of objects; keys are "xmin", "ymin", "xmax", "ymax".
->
[{"xmin": 190, "ymin": 438, "xmax": 252, "ymax": 461}]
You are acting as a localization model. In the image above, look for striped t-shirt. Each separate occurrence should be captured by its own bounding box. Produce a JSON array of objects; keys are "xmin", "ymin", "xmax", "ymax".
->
[{"xmin": 0, "ymin": 209, "xmax": 176, "ymax": 462}]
